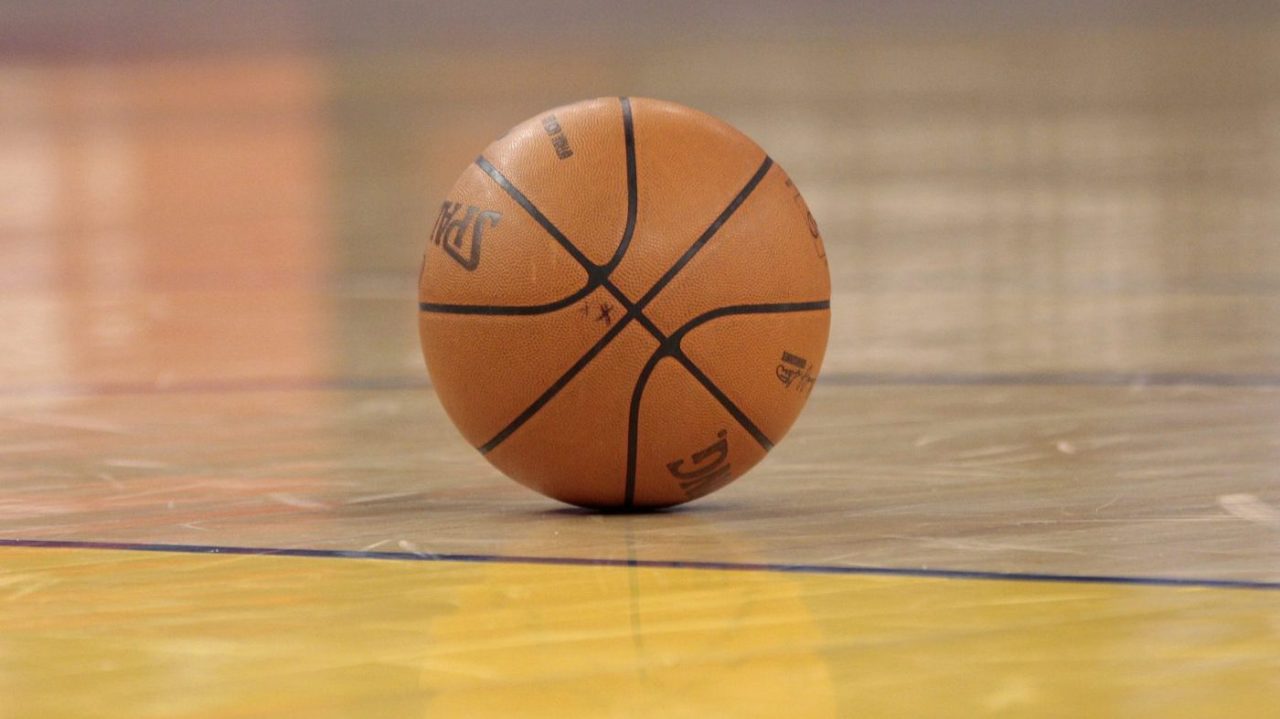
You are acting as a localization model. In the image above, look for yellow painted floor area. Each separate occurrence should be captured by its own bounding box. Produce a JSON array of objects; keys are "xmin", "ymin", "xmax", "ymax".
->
[{"xmin": 1, "ymin": 547, "xmax": 1276, "ymax": 718}]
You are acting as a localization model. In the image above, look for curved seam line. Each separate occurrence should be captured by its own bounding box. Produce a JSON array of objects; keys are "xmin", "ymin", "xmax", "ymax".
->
[
  {"xmin": 427, "ymin": 98, "xmax": 639, "ymax": 318},
  {"xmin": 419, "ymin": 282, "xmax": 597, "ymax": 316},
  {"xmin": 624, "ymin": 350, "xmax": 669, "ymax": 507},
  {"xmin": 476, "ymin": 99, "xmax": 641, "ymax": 453},
  {"xmin": 602, "ymin": 96, "xmax": 638, "ymax": 274},
  {"xmin": 674, "ymin": 300, "xmax": 831, "ymax": 339},
  {"xmin": 624, "ymin": 301, "xmax": 830, "ymax": 506},
  {"xmin": 474, "ymin": 132, "xmax": 774, "ymax": 457}
]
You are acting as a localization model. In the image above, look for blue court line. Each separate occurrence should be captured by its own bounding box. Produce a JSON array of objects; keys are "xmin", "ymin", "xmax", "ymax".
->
[
  {"xmin": 4, "ymin": 371, "xmax": 1280, "ymax": 399},
  {"xmin": 2, "ymin": 538, "xmax": 1276, "ymax": 591}
]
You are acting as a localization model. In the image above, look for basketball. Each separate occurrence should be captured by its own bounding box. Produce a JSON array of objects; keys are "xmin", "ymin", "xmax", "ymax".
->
[{"xmin": 418, "ymin": 97, "xmax": 831, "ymax": 509}]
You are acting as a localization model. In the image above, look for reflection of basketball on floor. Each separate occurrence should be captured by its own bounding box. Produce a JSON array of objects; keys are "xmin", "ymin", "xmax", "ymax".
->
[{"xmin": 419, "ymin": 97, "xmax": 831, "ymax": 509}]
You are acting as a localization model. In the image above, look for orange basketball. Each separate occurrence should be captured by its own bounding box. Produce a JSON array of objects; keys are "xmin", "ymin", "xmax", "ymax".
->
[{"xmin": 418, "ymin": 97, "xmax": 830, "ymax": 509}]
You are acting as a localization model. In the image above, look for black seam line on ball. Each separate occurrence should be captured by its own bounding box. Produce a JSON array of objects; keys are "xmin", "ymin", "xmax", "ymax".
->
[
  {"xmin": 478, "ymin": 313, "xmax": 635, "ymax": 455},
  {"xmin": 673, "ymin": 300, "xmax": 831, "ymax": 339},
  {"xmin": 634, "ymin": 156, "xmax": 773, "ymax": 310},
  {"xmin": 601, "ymin": 96, "xmax": 638, "ymax": 274},
  {"xmin": 674, "ymin": 351, "xmax": 773, "ymax": 451},
  {"xmin": 418, "ymin": 284, "xmax": 596, "ymax": 316},
  {"xmin": 422, "ymin": 99, "xmax": 635, "ymax": 318},
  {"xmin": 475, "ymin": 155, "xmax": 603, "ymax": 275},
  {"xmin": 624, "ymin": 350, "xmax": 669, "ymax": 507},
  {"xmin": 622, "ymin": 300, "xmax": 829, "ymax": 507},
  {"xmin": 602, "ymin": 281, "xmax": 667, "ymax": 343},
  {"xmin": 628, "ymin": 309, "xmax": 668, "ymax": 345},
  {"xmin": 476, "ymin": 153, "xmax": 772, "ymax": 456},
  {"xmin": 471, "ymin": 103, "xmax": 641, "ymax": 454}
]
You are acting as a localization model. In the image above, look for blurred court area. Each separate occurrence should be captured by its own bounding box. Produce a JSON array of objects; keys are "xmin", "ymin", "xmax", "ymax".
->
[{"xmin": 2, "ymin": 2, "xmax": 1280, "ymax": 717}]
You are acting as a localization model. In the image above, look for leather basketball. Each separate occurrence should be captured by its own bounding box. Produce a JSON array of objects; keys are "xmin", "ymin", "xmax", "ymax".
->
[{"xmin": 419, "ymin": 97, "xmax": 831, "ymax": 509}]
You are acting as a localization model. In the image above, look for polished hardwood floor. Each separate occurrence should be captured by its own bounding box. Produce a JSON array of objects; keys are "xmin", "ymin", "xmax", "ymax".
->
[{"xmin": 1, "ymin": 5, "xmax": 1278, "ymax": 717}]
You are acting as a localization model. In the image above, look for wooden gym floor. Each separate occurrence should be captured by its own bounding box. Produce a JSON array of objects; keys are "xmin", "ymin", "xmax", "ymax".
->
[{"xmin": 2, "ymin": 4, "xmax": 1279, "ymax": 717}]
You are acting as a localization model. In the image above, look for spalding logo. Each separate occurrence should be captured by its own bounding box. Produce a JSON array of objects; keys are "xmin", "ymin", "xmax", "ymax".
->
[
  {"xmin": 430, "ymin": 202, "xmax": 502, "ymax": 271},
  {"xmin": 666, "ymin": 430, "xmax": 732, "ymax": 498}
]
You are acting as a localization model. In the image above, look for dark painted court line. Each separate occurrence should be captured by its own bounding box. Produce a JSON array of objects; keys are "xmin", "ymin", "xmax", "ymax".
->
[
  {"xmin": 4, "ymin": 371, "xmax": 1280, "ymax": 399},
  {"xmin": 2, "ymin": 538, "xmax": 1276, "ymax": 591}
]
